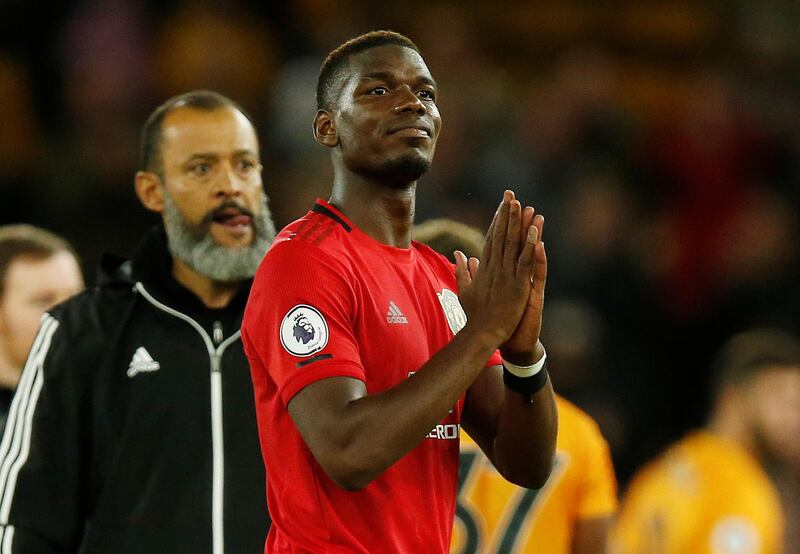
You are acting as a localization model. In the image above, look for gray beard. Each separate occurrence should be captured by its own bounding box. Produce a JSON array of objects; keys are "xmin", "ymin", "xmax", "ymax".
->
[{"xmin": 161, "ymin": 190, "xmax": 276, "ymax": 282}]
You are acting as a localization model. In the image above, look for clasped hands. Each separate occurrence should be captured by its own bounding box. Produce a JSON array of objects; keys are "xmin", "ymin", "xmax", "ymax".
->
[{"xmin": 455, "ymin": 190, "xmax": 547, "ymax": 367}]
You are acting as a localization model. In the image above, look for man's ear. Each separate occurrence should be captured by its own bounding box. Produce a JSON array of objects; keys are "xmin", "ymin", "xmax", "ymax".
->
[
  {"xmin": 135, "ymin": 171, "xmax": 165, "ymax": 213},
  {"xmin": 313, "ymin": 110, "xmax": 339, "ymax": 148}
]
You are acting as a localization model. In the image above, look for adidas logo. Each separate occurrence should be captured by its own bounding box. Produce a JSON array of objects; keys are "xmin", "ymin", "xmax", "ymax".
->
[
  {"xmin": 386, "ymin": 301, "xmax": 408, "ymax": 324},
  {"xmin": 127, "ymin": 346, "xmax": 161, "ymax": 377}
]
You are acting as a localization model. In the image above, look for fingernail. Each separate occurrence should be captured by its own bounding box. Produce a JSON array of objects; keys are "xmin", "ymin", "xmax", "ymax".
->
[{"xmin": 528, "ymin": 225, "xmax": 538, "ymax": 242}]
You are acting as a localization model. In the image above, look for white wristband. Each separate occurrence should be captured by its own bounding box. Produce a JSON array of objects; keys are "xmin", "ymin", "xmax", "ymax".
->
[{"xmin": 502, "ymin": 347, "xmax": 547, "ymax": 378}]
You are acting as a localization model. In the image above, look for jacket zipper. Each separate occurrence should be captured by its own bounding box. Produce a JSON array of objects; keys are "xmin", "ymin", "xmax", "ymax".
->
[{"xmin": 134, "ymin": 282, "xmax": 240, "ymax": 554}]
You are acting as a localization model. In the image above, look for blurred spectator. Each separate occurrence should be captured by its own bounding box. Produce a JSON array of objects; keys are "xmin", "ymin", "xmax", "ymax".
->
[
  {"xmin": 611, "ymin": 328, "xmax": 800, "ymax": 553},
  {"xmin": 0, "ymin": 224, "xmax": 83, "ymax": 434}
]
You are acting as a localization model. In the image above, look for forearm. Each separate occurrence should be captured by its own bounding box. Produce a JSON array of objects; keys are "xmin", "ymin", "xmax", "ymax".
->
[
  {"xmin": 492, "ymin": 376, "xmax": 557, "ymax": 488},
  {"xmin": 294, "ymin": 325, "xmax": 499, "ymax": 489}
]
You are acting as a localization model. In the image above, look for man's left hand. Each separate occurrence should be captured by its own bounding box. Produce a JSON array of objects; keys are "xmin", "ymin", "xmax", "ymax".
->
[{"xmin": 499, "ymin": 206, "xmax": 547, "ymax": 366}]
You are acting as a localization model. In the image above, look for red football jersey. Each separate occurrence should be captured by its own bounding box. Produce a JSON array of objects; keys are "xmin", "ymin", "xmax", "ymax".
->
[{"xmin": 242, "ymin": 200, "xmax": 501, "ymax": 553}]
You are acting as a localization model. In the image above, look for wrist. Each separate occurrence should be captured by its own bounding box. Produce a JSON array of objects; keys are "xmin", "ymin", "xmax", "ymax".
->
[
  {"xmin": 502, "ymin": 367, "xmax": 549, "ymax": 400},
  {"xmin": 502, "ymin": 344, "xmax": 547, "ymax": 378},
  {"xmin": 501, "ymin": 343, "xmax": 548, "ymax": 400},
  {"xmin": 500, "ymin": 340, "xmax": 545, "ymax": 367}
]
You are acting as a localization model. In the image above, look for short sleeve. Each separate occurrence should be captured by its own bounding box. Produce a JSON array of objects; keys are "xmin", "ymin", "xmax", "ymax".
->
[
  {"xmin": 576, "ymin": 420, "xmax": 619, "ymax": 518},
  {"xmin": 244, "ymin": 240, "xmax": 365, "ymax": 406}
]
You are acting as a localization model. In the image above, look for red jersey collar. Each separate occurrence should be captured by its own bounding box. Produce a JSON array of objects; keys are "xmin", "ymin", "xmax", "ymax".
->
[{"xmin": 313, "ymin": 199, "xmax": 416, "ymax": 263}]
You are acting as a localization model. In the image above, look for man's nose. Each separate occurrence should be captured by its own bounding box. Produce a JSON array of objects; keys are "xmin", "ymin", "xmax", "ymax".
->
[
  {"xmin": 393, "ymin": 86, "xmax": 426, "ymax": 115},
  {"xmin": 214, "ymin": 164, "xmax": 244, "ymax": 197}
]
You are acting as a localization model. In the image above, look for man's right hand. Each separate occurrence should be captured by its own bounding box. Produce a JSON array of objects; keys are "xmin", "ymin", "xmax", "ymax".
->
[{"xmin": 455, "ymin": 190, "xmax": 538, "ymax": 347}]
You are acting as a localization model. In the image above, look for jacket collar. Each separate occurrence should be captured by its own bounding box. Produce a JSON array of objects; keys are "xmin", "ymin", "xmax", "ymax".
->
[{"xmin": 100, "ymin": 225, "xmax": 252, "ymax": 323}]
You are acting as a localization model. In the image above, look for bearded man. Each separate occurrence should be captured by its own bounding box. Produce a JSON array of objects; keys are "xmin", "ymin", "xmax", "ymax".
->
[{"xmin": 0, "ymin": 90, "xmax": 275, "ymax": 554}]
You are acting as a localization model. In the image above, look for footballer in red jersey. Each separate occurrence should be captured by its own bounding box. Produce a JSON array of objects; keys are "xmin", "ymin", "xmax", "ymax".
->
[{"xmin": 243, "ymin": 30, "xmax": 557, "ymax": 553}]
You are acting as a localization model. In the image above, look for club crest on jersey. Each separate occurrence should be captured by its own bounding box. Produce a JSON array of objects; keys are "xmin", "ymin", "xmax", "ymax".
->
[
  {"xmin": 280, "ymin": 304, "xmax": 329, "ymax": 357},
  {"xmin": 437, "ymin": 288, "xmax": 467, "ymax": 335}
]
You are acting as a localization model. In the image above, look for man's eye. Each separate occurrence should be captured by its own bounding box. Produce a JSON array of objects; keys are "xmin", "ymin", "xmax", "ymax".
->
[
  {"xmin": 418, "ymin": 90, "xmax": 435, "ymax": 101},
  {"xmin": 190, "ymin": 163, "xmax": 211, "ymax": 176},
  {"xmin": 238, "ymin": 159, "xmax": 256, "ymax": 171},
  {"xmin": 369, "ymin": 87, "xmax": 389, "ymax": 95}
]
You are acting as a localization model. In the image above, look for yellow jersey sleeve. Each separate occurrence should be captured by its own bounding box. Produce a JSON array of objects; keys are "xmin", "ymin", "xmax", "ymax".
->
[{"xmin": 569, "ymin": 401, "xmax": 619, "ymax": 519}]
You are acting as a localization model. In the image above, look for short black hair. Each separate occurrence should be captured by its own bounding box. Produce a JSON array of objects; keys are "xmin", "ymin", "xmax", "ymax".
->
[
  {"xmin": 139, "ymin": 90, "xmax": 253, "ymax": 175},
  {"xmin": 316, "ymin": 30, "xmax": 420, "ymax": 110},
  {"xmin": 712, "ymin": 328, "xmax": 800, "ymax": 391}
]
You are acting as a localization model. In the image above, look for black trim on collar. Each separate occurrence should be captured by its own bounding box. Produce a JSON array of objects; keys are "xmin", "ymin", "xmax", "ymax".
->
[{"xmin": 312, "ymin": 204, "xmax": 352, "ymax": 232}]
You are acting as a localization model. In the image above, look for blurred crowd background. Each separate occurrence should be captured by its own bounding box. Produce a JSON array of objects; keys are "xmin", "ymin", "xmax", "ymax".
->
[{"xmin": 2, "ymin": 0, "xmax": 799, "ymax": 497}]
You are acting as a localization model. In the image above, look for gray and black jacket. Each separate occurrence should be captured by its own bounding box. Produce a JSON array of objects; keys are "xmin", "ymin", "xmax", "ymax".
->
[{"xmin": 0, "ymin": 226, "xmax": 268, "ymax": 553}]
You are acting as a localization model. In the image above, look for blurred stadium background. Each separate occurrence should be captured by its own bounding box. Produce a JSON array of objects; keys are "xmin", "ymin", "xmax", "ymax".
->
[{"xmin": 2, "ymin": 0, "xmax": 799, "ymax": 513}]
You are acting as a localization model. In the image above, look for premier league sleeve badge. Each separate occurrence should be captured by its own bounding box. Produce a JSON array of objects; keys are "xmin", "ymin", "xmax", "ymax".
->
[{"xmin": 280, "ymin": 304, "xmax": 330, "ymax": 357}]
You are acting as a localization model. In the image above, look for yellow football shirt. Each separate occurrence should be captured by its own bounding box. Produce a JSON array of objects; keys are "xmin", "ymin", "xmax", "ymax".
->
[
  {"xmin": 452, "ymin": 395, "xmax": 618, "ymax": 553},
  {"xmin": 610, "ymin": 431, "xmax": 783, "ymax": 554}
]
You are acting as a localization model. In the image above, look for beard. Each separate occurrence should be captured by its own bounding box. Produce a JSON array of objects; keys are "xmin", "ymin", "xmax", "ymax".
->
[
  {"xmin": 352, "ymin": 151, "xmax": 432, "ymax": 188},
  {"xmin": 751, "ymin": 416, "xmax": 798, "ymax": 468},
  {"xmin": 161, "ymin": 190, "xmax": 277, "ymax": 283}
]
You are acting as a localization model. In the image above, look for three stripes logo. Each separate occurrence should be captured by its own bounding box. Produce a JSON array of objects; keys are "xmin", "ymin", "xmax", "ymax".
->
[
  {"xmin": 386, "ymin": 301, "xmax": 408, "ymax": 324},
  {"xmin": 127, "ymin": 346, "xmax": 161, "ymax": 377},
  {"xmin": 0, "ymin": 314, "xmax": 59, "ymax": 547}
]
